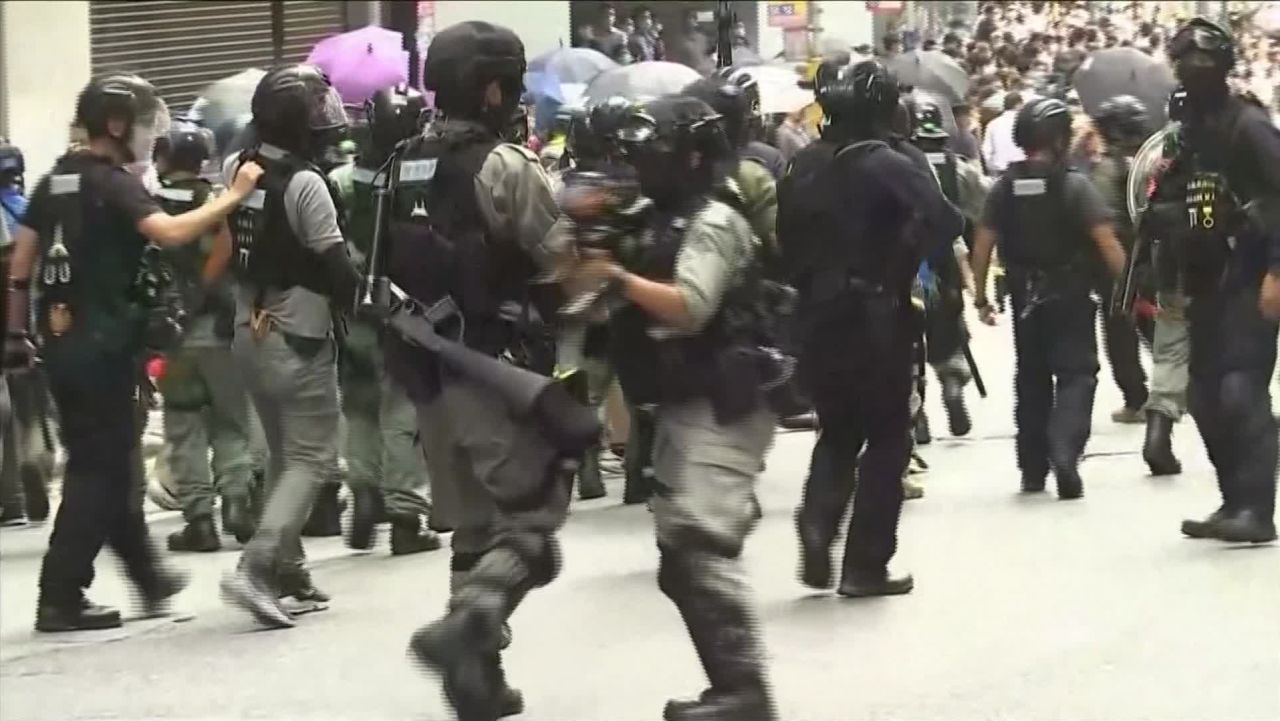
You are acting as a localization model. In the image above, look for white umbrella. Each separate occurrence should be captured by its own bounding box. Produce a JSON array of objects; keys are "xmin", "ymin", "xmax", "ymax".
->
[{"xmin": 730, "ymin": 65, "xmax": 813, "ymax": 115}]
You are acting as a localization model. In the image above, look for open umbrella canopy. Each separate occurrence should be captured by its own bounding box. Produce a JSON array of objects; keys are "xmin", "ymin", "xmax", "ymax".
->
[
  {"xmin": 583, "ymin": 61, "xmax": 703, "ymax": 104},
  {"xmin": 887, "ymin": 50, "xmax": 969, "ymax": 107},
  {"xmin": 1074, "ymin": 48, "xmax": 1176, "ymax": 128},
  {"xmin": 728, "ymin": 64, "xmax": 812, "ymax": 115},
  {"xmin": 306, "ymin": 25, "xmax": 409, "ymax": 105},
  {"xmin": 186, "ymin": 69, "xmax": 265, "ymax": 156},
  {"xmin": 529, "ymin": 47, "xmax": 618, "ymax": 85}
]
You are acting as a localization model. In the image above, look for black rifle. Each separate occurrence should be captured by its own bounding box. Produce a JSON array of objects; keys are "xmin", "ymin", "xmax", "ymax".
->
[{"xmin": 358, "ymin": 147, "xmax": 600, "ymax": 455}]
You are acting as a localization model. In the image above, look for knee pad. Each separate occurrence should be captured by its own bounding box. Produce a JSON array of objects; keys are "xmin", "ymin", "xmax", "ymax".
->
[{"xmin": 498, "ymin": 533, "xmax": 562, "ymax": 588}]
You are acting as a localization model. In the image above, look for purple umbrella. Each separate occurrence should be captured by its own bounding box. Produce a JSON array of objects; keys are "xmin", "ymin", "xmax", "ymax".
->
[{"xmin": 306, "ymin": 25, "xmax": 409, "ymax": 105}]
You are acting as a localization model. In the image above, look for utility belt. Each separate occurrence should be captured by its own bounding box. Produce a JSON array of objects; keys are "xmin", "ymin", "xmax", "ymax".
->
[
  {"xmin": 653, "ymin": 337, "xmax": 786, "ymax": 425},
  {"xmin": 1005, "ymin": 265, "xmax": 1093, "ymax": 320},
  {"xmin": 805, "ymin": 266, "xmax": 903, "ymax": 308}
]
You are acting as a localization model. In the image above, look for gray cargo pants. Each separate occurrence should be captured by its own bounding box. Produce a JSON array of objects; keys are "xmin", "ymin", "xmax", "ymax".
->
[
  {"xmin": 162, "ymin": 346, "xmax": 255, "ymax": 522},
  {"xmin": 1145, "ymin": 292, "xmax": 1190, "ymax": 421},
  {"xmin": 232, "ymin": 326, "xmax": 340, "ymax": 587},
  {"xmin": 652, "ymin": 399, "xmax": 776, "ymax": 705}
]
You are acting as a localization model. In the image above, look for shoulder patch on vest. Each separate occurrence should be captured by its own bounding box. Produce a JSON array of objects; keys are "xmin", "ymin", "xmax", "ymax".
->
[
  {"xmin": 50, "ymin": 174, "xmax": 80, "ymax": 195},
  {"xmin": 1012, "ymin": 178, "xmax": 1047, "ymax": 196},
  {"xmin": 155, "ymin": 186, "xmax": 196, "ymax": 203}
]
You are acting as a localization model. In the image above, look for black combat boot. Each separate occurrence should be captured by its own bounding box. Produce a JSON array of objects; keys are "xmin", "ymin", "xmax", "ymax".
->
[
  {"xmin": 1181, "ymin": 506, "xmax": 1232, "ymax": 539},
  {"xmin": 36, "ymin": 593, "xmax": 123, "ymax": 632},
  {"xmin": 221, "ymin": 495, "xmax": 256, "ymax": 544},
  {"xmin": 1055, "ymin": 467, "xmax": 1084, "ymax": 500},
  {"xmin": 794, "ymin": 511, "xmax": 833, "ymax": 590},
  {"xmin": 347, "ymin": 486, "xmax": 382, "ymax": 551},
  {"xmin": 663, "ymin": 592, "xmax": 776, "ymax": 721},
  {"xmin": 836, "ymin": 568, "xmax": 915, "ymax": 598},
  {"xmin": 577, "ymin": 446, "xmax": 606, "ymax": 500},
  {"xmin": 941, "ymin": 378, "xmax": 971, "ymax": 437},
  {"xmin": 301, "ymin": 483, "xmax": 342, "ymax": 537},
  {"xmin": 390, "ymin": 515, "xmax": 442, "ymax": 556},
  {"xmin": 1142, "ymin": 411, "xmax": 1182, "ymax": 476},
  {"xmin": 167, "ymin": 517, "xmax": 221, "ymax": 552},
  {"xmin": 1214, "ymin": 509, "xmax": 1278, "ymax": 544}
]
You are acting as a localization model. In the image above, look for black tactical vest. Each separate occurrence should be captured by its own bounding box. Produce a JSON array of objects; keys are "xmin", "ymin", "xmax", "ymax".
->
[
  {"xmin": 610, "ymin": 199, "xmax": 775, "ymax": 422},
  {"xmin": 923, "ymin": 149, "xmax": 959, "ymax": 206},
  {"xmin": 228, "ymin": 152, "xmax": 335, "ymax": 298},
  {"xmin": 997, "ymin": 161, "xmax": 1086, "ymax": 274},
  {"xmin": 1157, "ymin": 137, "xmax": 1248, "ymax": 297},
  {"xmin": 153, "ymin": 176, "xmax": 232, "ymax": 329},
  {"xmin": 381, "ymin": 127, "xmax": 537, "ymax": 403},
  {"xmin": 36, "ymin": 153, "xmax": 150, "ymax": 357}
]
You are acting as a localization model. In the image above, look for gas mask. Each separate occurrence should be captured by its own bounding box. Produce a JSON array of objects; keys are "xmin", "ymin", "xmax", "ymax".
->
[{"xmin": 1175, "ymin": 52, "xmax": 1228, "ymax": 106}]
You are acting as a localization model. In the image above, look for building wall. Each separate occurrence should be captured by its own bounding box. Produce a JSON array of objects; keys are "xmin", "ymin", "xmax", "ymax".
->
[
  {"xmin": 0, "ymin": 1, "xmax": 92, "ymax": 179},
  {"xmin": 434, "ymin": 0, "xmax": 572, "ymax": 58}
]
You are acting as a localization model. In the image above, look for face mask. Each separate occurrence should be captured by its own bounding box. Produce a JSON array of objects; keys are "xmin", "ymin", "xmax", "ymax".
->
[{"xmin": 1176, "ymin": 61, "xmax": 1227, "ymax": 104}]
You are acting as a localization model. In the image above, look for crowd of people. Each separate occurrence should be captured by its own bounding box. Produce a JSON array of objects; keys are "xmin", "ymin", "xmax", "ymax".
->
[{"xmin": 0, "ymin": 3, "xmax": 1277, "ymax": 721}]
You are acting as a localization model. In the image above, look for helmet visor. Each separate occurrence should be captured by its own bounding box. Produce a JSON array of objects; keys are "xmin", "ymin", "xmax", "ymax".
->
[{"xmin": 310, "ymin": 87, "xmax": 349, "ymax": 131}]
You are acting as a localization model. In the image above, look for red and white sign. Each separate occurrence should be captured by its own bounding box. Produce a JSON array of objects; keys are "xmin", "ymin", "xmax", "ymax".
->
[{"xmin": 866, "ymin": 1, "xmax": 905, "ymax": 14}]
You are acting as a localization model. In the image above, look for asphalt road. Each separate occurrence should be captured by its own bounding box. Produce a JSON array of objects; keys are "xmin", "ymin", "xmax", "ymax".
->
[{"xmin": 1, "ymin": 318, "xmax": 1277, "ymax": 721}]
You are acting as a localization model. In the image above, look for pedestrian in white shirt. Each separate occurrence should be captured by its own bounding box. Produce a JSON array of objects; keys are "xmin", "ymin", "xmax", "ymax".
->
[{"xmin": 982, "ymin": 91, "xmax": 1026, "ymax": 176}]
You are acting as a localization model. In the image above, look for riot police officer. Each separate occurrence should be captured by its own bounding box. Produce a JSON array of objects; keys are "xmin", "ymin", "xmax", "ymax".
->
[
  {"xmin": 971, "ymin": 98, "xmax": 1127, "ymax": 499},
  {"xmin": 1090, "ymin": 95, "xmax": 1156, "ymax": 428},
  {"xmin": 151, "ymin": 124, "xmax": 256, "ymax": 552},
  {"xmin": 395, "ymin": 22, "xmax": 573, "ymax": 721},
  {"xmin": 782, "ymin": 61, "xmax": 962, "ymax": 598},
  {"xmin": 218, "ymin": 65, "xmax": 361, "ymax": 628},
  {"xmin": 4, "ymin": 74, "xmax": 263, "ymax": 632},
  {"xmin": 1146, "ymin": 19, "xmax": 1280, "ymax": 543},
  {"xmin": 329, "ymin": 86, "xmax": 441, "ymax": 553},
  {"xmin": 569, "ymin": 94, "xmax": 781, "ymax": 721},
  {"xmin": 555, "ymin": 97, "xmax": 641, "ymax": 503},
  {"xmin": 910, "ymin": 97, "xmax": 989, "ymax": 438}
]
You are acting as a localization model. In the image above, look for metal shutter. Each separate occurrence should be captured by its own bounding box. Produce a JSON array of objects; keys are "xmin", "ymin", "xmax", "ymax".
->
[
  {"xmin": 280, "ymin": 1, "xmax": 348, "ymax": 65},
  {"xmin": 90, "ymin": 0, "xmax": 275, "ymax": 115}
]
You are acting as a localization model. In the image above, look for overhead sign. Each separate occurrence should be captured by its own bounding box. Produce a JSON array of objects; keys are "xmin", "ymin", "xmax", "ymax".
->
[
  {"xmin": 866, "ymin": 1, "xmax": 905, "ymax": 14},
  {"xmin": 768, "ymin": 1, "xmax": 809, "ymax": 29}
]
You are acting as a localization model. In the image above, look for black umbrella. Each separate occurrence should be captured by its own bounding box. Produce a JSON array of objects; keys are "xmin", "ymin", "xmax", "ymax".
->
[
  {"xmin": 887, "ymin": 50, "xmax": 969, "ymax": 107},
  {"xmin": 583, "ymin": 61, "xmax": 703, "ymax": 104},
  {"xmin": 187, "ymin": 69, "xmax": 266, "ymax": 156},
  {"xmin": 1073, "ymin": 48, "xmax": 1176, "ymax": 128}
]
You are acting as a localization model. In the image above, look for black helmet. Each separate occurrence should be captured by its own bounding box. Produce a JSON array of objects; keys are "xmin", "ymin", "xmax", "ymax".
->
[
  {"xmin": 817, "ymin": 60, "xmax": 901, "ymax": 133},
  {"xmin": 75, "ymin": 74, "xmax": 170, "ymax": 161},
  {"xmin": 251, "ymin": 64, "xmax": 347, "ymax": 157},
  {"xmin": 1013, "ymin": 97, "xmax": 1072, "ymax": 152},
  {"xmin": 913, "ymin": 98, "xmax": 949, "ymax": 140},
  {"xmin": 615, "ymin": 95, "xmax": 728, "ymax": 159},
  {"xmin": 365, "ymin": 85, "xmax": 427, "ymax": 161},
  {"xmin": 1168, "ymin": 17, "xmax": 1235, "ymax": 72},
  {"xmin": 160, "ymin": 123, "xmax": 215, "ymax": 173},
  {"xmin": 0, "ymin": 139, "xmax": 23, "ymax": 187},
  {"xmin": 423, "ymin": 21, "xmax": 526, "ymax": 130},
  {"xmin": 682, "ymin": 74, "xmax": 760, "ymax": 148},
  {"xmin": 616, "ymin": 95, "xmax": 731, "ymax": 204},
  {"xmin": 1093, "ymin": 94, "xmax": 1150, "ymax": 146},
  {"xmin": 567, "ymin": 97, "xmax": 634, "ymax": 167}
]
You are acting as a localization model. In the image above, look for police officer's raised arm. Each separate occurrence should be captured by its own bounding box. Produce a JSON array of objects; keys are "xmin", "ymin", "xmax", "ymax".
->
[{"xmin": 137, "ymin": 160, "xmax": 263, "ymax": 248}]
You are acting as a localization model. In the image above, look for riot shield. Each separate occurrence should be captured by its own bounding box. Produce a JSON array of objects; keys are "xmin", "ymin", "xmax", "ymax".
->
[{"xmin": 1127, "ymin": 124, "xmax": 1177, "ymax": 226}]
